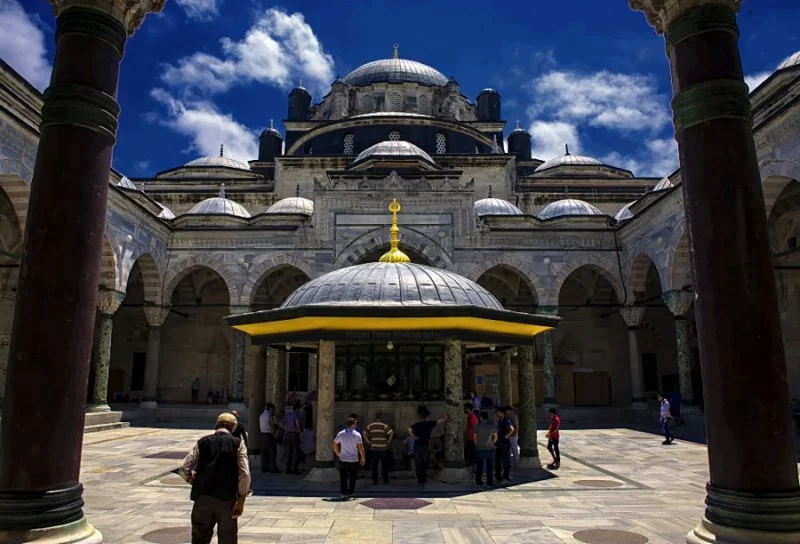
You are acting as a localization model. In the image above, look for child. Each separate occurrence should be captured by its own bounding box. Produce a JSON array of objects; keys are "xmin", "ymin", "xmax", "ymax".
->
[{"xmin": 546, "ymin": 407, "xmax": 561, "ymax": 469}]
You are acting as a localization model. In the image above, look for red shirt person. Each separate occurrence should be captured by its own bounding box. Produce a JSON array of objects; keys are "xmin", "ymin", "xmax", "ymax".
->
[
  {"xmin": 546, "ymin": 408, "xmax": 561, "ymax": 469},
  {"xmin": 463, "ymin": 403, "xmax": 479, "ymax": 466}
]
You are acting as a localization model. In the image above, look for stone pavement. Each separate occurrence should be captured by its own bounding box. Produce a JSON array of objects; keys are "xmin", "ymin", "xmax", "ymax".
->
[{"xmin": 80, "ymin": 425, "xmax": 763, "ymax": 544}]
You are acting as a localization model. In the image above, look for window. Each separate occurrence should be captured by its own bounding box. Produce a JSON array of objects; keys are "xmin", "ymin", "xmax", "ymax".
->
[
  {"xmin": 359, "ymin": 94, "xmax": 374, "ymax": 114},
  {"xmin": 436, "ymin": 132, "xmax": 447, "ymax": 154},
  {"xmin": 131, "ymin": 352, "xmax": 146, "ymax": 391},
  {"xmin": 642, "ymin": 353, "xmax": 658, "ymax": 391},
  {"xmin": 389, "ymin": 92, "xmax": 402, "ymax": 112},
  {"xmin": 417, "ymin": 95, "xmax": 430, "ymax": 115},
  {"xmin": 388, "ymin": 130, "xmax": 401, "ymax": 141},
  {"xmin": 789, "ymin": 236, "xmax": 797, "ymax": 250},
  {"xmin": 343, "ymin": 133, "xmax": 354, "ymax": 155},
  {"xmin": 288, "ymin": 352, "xmax": 309, "ymax": 392}
]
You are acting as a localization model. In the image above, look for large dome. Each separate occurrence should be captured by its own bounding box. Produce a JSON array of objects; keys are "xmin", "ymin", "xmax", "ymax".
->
[
  {"xmin": 342, "ymin": 58, "xmax": 448, "ymax": 87},
  {"xmin": 185, "ymin": 146, "xmax": 251, "ymax": 171},
  {"xmin": 355, "ymin": 140, "xmax": 434, "ymax": 164},
  {"xmin": 539, "ymin": 198, "xmax": 602, "ymax": 220},
  {"xmin": 534, "ymin": 152, "xmax": 603, "ymax": 173},
  {"xmin": 281, "ymin": 262, "xmax": 504, "ymax": 310}
]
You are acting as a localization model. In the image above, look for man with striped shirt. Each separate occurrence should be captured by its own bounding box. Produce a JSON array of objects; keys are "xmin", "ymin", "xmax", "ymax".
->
[{"xmin": 365, "ymin": 411, "xmax": 394, "ymax": 484}]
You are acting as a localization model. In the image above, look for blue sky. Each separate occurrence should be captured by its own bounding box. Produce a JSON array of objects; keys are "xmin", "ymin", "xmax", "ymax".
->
[{"xmin": 3, "ymin": 0, "xmax": 799, "ymax": 178}]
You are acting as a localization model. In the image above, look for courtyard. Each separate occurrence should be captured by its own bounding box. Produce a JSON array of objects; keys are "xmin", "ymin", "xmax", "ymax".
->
[{"xmin": 84, "ymin": 424, "xmax": 721, "ymax": 544}]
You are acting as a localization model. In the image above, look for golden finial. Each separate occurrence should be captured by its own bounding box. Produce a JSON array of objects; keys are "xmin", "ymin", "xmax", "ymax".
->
[
  {"xmin": 392, "ymin": 43, "xmax": 399, "ymax": 59},
  {"xmin": 379, "ymin": 199, "xmax": 411, "ymax": 263}
]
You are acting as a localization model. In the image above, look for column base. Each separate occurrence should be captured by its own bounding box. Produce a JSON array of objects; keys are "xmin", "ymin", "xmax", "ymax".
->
[
  {"xmin": 139, "ymin": 401, "xmax": 158, "ymax": 409},
  {"xmin": 0, "ymin": 516, "xmax": 102, "ymax": 544},
  {"xmin": 435, "ymin": 467, "xmax": 472, "ymax": 483},
  {"xmin": 86, "ymin": 404, "xmax": 110, "ymax": 413},
  {"xmin": 519, "ymin": 455, "xmax": 542, "ymax": 469},
  {"xmin": 304, "ymin": 467, "xmax": 339, "ymax": 483},
  {"xmin": 227, "ymin": 402, "xmax": 246, "ymax": 413},
  {"xmin": 687, "ymin": 516, "xmax": 800, "ymax": 544}
]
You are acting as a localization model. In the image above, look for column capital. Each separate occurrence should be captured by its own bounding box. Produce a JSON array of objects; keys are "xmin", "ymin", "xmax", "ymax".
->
[
  {"xmin": 49, "ymin": 0, "xmax": 166, "ymax": 37},
  {"xmin": 97, "ymin": 289, "xmax": 124, "ymax": 316},
  {"xmin": 537, "ymin": 305, "xmax": 559, "ymax": 316},
  {"xmin": 619, "ymin": 305, "xmax": 646, "ymax": 328},
  {"xmin": 662, "ymin": 289, "xmax": 695, "ymax": 317},
  {"xmin": 229, "ymin": 305, "xmax": 250, "ymax": 315},
  {"xmin": 143, "ymin": 305, "xmax": 170, "ymax": 327},
  {"xmin": 629, "ymin": 0, "xmax": 741, "ymax": 35}
]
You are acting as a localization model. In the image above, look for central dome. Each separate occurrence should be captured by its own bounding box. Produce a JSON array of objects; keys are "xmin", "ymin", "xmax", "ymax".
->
[
  {"xmin": 342, "ymin": 58, "xmax": 448, "ymax": 87},
  {"xmin": 355, "ymin": 140, "xmax": 434, "ymax": 164},
  {"xmin": 281, "ymin": 262, "xmax": 504, "ymax": 310}
]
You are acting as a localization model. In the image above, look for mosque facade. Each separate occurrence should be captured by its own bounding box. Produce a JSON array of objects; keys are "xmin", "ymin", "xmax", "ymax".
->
[{"xmin": 1, "ymin": 48, "xmax": 799, "ymax": 426}]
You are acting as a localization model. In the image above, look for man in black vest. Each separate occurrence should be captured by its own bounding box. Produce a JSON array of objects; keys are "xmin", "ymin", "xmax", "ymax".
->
[{"xmin": 180, "ymin": 412, "xmax": 251, "ymax": 544}]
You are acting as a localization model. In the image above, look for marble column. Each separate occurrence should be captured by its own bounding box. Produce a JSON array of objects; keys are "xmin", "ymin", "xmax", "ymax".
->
[
  {"xmin": 272, "ymin": 351, "xmax": 288, "ymax": 417},
  {"xmin": 228, "ymin": 305, "xmax": 249, "ymax": 411},
  {"xmin": 499, "ymin": 350, "xmax": 513, "ymax": 407},
  {"xmin": 620, "ymin": 306, "xmax": 647, "ymax": 408},
  {"xmin": 438, "ymin": 339, "xmax": 470, "ymax": 482},
  {"xmin": 248, "ymin": 347, "xmax": 267, "ymax": 455},
  {"xmin": 631, "ymin": 2, "xmax": 800, "ymax": 542},
  {"xmin": 141, "ymin": 306, "xmax": 170, "ymax": 409},
  {"xmin": 538, "ymin": 305, "xmax": 558, "ymax": 405},
  {"xmin": 517, "ymin": 345, "xmax": 541, "ymax": 468},
  {"xmin": 663, "ymin": 290, "xmax": 696, "ymax": 406},
  {"xmin": 88, "ymin": 290, "xmax": 124, "ymax": 412},
  {"xmin": 0, "ymin": 2, "xmax": 163, "ymax": 540},
  {"xmin": 305, "ymin": 340, "xmax": 337, "ymax": 482}
]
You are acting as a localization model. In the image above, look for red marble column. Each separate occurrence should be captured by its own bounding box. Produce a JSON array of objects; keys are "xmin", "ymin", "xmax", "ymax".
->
[{"xmin": 0, "ymin": 2, "xmax": 161, "ymax": 535}]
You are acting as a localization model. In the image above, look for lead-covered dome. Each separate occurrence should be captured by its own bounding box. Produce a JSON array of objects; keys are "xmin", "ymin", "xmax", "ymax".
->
[
  {"xmin": 186, "ymin": 184, "xmax": 251, "ymax": 218},
  {"xmin": 267, "ymin": 197, "xmax": 314, "ymax": 215},
  {"xmin": 355, "ymin": 140, "xmax": 434, "ymax": 164},
  {"xmin": 614, "ymin": 201, "xmax": 636, "ymax": 221},
  {"xmin": 778, "ymin": 51, "xmax": 800, "ymax": 70},
  {"xmin": 534, "ymin": 151, "xmax": 602, "ymax": 173},
  {"xmin": 117, "ymin": 176, "xmax": 138, "ymax": 190},
  {"xmin": 539, "ymin": 198, "xmax": 602, "ymax": 220},
  {"xmin": 473, "ymin": 187, "xmax": 523, "ymax": 216},
  {"xmin": 155, "ymin": 201, "xmax": 176, "ymax": 220},
  {"xmin": 653, "ymin": 175, "xmax": 674, "ymax": 191},
  {"xmin": 185, "ymin": 145, "xmax": 251, "ymax": 171},
  {"xmin": 342, "ymin": 58, "xmax": 448, "ymax": 87},
  {"xmin": 281, "ymin": 262, "xmax": 504, "ymax": 310}
]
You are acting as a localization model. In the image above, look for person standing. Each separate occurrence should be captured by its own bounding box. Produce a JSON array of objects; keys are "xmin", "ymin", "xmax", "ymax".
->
[
  {"xmin": 365, "ymin": 411, "xmax": 394, "ymax": 484},
  {"xmin": 505, "ymin": 405, "xmax": 520, "ymax": 468},
  {"xmin": 408, "ymin": 406, "xmax": 447, "ymax": 486},
  {"xmin": 669, "ymin": 386, "xmax": 683, "ymax": 425},
  {"xmin": 180, "ymin": 412, "xmax": 251, "ymax": 544},
  {"xmin": 463, "ymin": 403, "xmax": 478, "ymax": 468},
  {"xmin": 658, "ymin": 393, "xmax": 674, "ymax": 445},
  {"xmin": 333, "ymin": 417, "xmax": 366, "ymax": 500},
  {"xmin": 471, "ymin": 392, "xmax": 481, "ymax": 414},
  {"xmin": 281, "ymin": 401, "xmax": 304, "ymax": 474},
  {"xmin": 230, "ymin": 410, "xmax": 248, "ymax": 449},
  {"xmin": 259, "ymin": 403, "xmax": 279, "ymax": 473},
  {"xmin": 191, "ymin": 377, "xmax": 201, "ymax": 404},
  {"xmin": 494, "ymin": 406, "xmax": 514, "ymax": 483},
  {"xmin": 474, "ymin": 411, "xmax": 498, "ymax": 487},
  {"xmin": 546, "ymin": 407, "xmax": 561, "ymax": 470}
]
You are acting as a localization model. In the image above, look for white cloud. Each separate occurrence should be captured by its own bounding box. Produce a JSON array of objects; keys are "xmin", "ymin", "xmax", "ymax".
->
[
  {"xmin": 529, "ymin": 70, "xmax": 670, "ymax": 133},
  {"xmin": 161, "ymin": 8, "xmax": 334, "ymax": 97},
  {"xmin": 600, "ymin": 137, "xmax": 678, "ymax": 178},
  {"xmin": 135, "ymin": 160, "xmax": 151, "ymax": 173},
  {"xmin": 529, "ymin": 121, "xmax": 581, "ymax": 160},
  {"xmin": 744, "ymin": 71, "xmax": 770, "ymax": 92},
  {"xmin": 0, "ymin": 0, "xmax": 51, "ymax": 91},
  {"xmin": 174, "ymin": 0, "xmax": 220, "ymax": 20},
  {"xmin": 150, "ymin": 89, "xmax": 258, "ymax": 162}
]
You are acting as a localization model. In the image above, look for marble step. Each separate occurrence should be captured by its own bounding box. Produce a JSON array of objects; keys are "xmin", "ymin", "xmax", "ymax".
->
[{"xmin": 85, "ymin": 422, "xmax": 130, "ymax": 434}]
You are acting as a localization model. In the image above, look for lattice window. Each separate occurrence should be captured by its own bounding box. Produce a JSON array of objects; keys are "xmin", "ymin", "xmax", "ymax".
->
[
  {"xmin": 343, "ymin": 134, "xmax": 354, "ymax": 155},
  {"xmin": 417, "ymin": 95, "xmax": 430, "ymax": 115},
  {"xmin": 359, "ymin": 94, "xmax": 374, "ymax": 114},
  {"xmin": 388, "ymin": 130, "xmax": 401, "ymax": 141},
  {"xmin": 436, "ymin": 132, "xmax": 447, "ymax": 154},
  {"xmin": 389, "ymin": 92, "xmax": 402, "ymax": 112}
]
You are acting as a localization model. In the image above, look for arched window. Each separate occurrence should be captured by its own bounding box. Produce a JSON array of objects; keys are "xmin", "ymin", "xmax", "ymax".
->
[
  {"xmin": 389, "ymin": 92, "xmax": 402, "ymax": 112},
  {"xmin": 436, "ymin": 132, "xmax": 447, "ymax": 154},
  {"xmin": 343, "ymin": 133, "xmax": 354, "ymax": 155},
  {"xmin": 417, "ymin": 95, "xmax": 430, "ymax": 115},
  {"xmin": 388, "ymin": 130, "xmax": 401, "ymax": 141},
  {"xmin": 359, "ymin": 94, "xmax": 374, "ymax": 114}
]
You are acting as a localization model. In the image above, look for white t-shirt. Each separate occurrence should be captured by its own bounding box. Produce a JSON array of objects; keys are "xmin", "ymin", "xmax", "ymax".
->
[
  {"xmin": 334, "ymin": 428, "xmax": 362, "ymax": 463},
  {"xmin": 259, "ymin": 409, "xmax": 273, "ymax": 433}
]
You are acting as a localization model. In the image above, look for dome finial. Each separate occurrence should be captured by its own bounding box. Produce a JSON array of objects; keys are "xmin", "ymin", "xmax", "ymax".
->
[
  {"xmin": 488, "ymin": 185, "xmax": 493, "ymax": 198},
  {"xmin": 392, "ymin": 43, "xmax": 399, "ymax": 59},
  {"xmin": 565, "ymin": 143, "xmax": 570, "ymax": 156},
  {"xmin": 492, "ymin": 135, "xmax": 500, "ymax": 153},
  {"xmin": 269, "ymin": 119, "xmax": 274, "ymax": 130},
  {"xmin": 295, "ymin": 184, "xmax": 300, "ymax": 197},
  {"xmin": 379, "ymin": 199, "xmax": 411, "ymax": 263},
  {"xmin": 220, "ymin": 144, "xmax": 224, "ymax": 157},
  {"xmin": 516, "ymin": 119, "xmax": 521, "ymax": 130},
  {"xmin": 219, "ymin": 183, "xmax": 226, "ymax": 198}
]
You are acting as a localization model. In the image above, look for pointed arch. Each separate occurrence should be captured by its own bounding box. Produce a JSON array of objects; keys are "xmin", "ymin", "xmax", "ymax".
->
[
  {"xmin": 164, "ymin": 255, "xmax": 239, "ymax": 305},
  {"xmin": 627, "ymin": 253, "xmax": 662, "ymax": 301},
  {"xmin": 334, "ymin": 227, "xmax": 454, "ymax": 270},
  {"xmin": 128, "ymin": 253, "xmax": 163, "ymax": 304},
  {"xmin": 464, "ymin": 255, "xmax": 544, "ymax": 305},
  {"xmin": 548, "ymin": 254, "xmax": 624, "ymax": 307},
  {"xmin": 761, "ymin": 159, "xmax": 800, "ymax": 219},
  {"xmin": 0, "ymin": 171, "xmax": 30, "ymax": 239},
  {"xmin": 240, "ymin": 255, "xmax": 317, "ymax": 307},
  {"xmin": 665, "ymin": 225, "xmax": 692, "ymax": 292}
]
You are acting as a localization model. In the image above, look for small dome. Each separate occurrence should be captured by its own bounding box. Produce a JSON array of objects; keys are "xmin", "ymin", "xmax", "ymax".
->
[
  {"xmin": 267, "ymin": 197, "xmax": 314, "ymax": 216},
  {"xmin": 186, "ymin": 184, "xmax": 251, "ymax": 218},
  {"xmin": 479, "ymin": 88, "xmax": 498, "ymax": 94},
  {"xmin": 509, "ymin": 120, "xmax": 529, "ymax": 135},
  {"xmin": 155, "ymin": 201, "xmax": 176, "ymax": 220},
  {"xmin": 185, "ymin": 145, "xmax": 251, "ymax": 171},
  {"xmin": 474, "ymin": 198, "xmax": 523, "ymax": 216},
  {"xmin": 342, "ymin": 58, "xmax": 448, "ymax": 87},
  {"xmin": 534, "ymin": 150, "xmax": 602, "ymax": 173},
  {"xmin": 614, "ymin": 201, "xmax": 636, "ymax": 221},
  {"xmin": 355, "ymin": 140, "xmax": 434, "ymax": 164},
  {"xmin": 281, "ymin": 262, "xmax": 504, "ymax": 310},
  {"xmin": 538, "ymin": 198, "xmax": 602, "ymax": 220},
  {"xmin": 778, "ymin": 51, "xmax": 800, "ymax": 70},
  {"xmin": 117, "ymin": 176, "xmax": 138, "ymax": 190},
  {"xmin": 653, "ymin": 176, "xmax": 674, "ymax": 191}
]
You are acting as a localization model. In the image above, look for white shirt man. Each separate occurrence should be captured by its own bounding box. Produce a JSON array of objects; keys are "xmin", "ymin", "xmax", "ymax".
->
[{"xmin": 258, "ymin": 404, "xmax": 278, "ymax": 473}]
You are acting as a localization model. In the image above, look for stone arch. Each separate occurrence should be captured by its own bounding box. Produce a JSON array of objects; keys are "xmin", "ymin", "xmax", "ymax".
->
[
  {"xmin": 0, "ymin": 172, "xmax": 30, "ymax": 238},
  {"xmin": 761, "ymin": 159, "xmax": 800, "ymax": 219},
  {"xmin": 99, "ymin": 236, "xmax": 118, "ymax": 291},
  {"xmin": 164, "ymin": 255, "xmax": 239, "ymax": 305},
  {"xmin": 464, "ymin": 255, "xmax": 544, "ymax": 304},
  {"xmin": 129, "ymin": 253, "xmax": 163, "ymax": 304},
  {"xmin": 334, "ymin": 227, "xmax": 454, "ymax": 270},
  {"xmin": 548, "ymin": 254, "xmax": 624, "ymax": 307},
  {"xmin": 665, "ymin": 225, "xmax": 692, "ymax": 292},
  {"xmin": 240, "ymin": 255, "xmax": 317, "ymax": 307},
  {"xmin": 627, "ymin": 253, "xmax": 662, "ymax": 301}
]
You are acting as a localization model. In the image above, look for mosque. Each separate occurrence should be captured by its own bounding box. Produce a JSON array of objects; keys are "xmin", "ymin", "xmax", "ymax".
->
[{"xmin": 1, "ymin": 46, "xmax": 799, "ymax": 436}]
